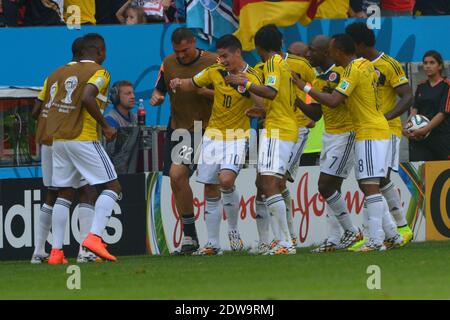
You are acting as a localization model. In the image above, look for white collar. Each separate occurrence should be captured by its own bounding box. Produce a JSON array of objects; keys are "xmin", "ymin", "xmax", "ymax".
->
[
  {"xmin": 371, "ymin": 52, "xmax": 385, "ymax": 63},
  {"xmin": 79, "ymin": 59, "xmax": 96, "ymax": 63}
]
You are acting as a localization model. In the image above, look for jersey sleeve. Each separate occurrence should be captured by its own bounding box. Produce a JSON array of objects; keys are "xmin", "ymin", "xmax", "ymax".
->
[
  {"xmin": 155, "ymin": 62, "xmax": 167, "ymax": 94},
  {"xmin": 247, "ymin": 69, "xmax": 263, "ymax": 85},
  {"xmin": 439, "ymin": 81, "xmax": 450, "ymax": 114},
  {"xmin": 192, "ymin": 66, "xmax": 213, "ymax": 88},
  {"xmin": 264, "ymin": 57, "xmax": 281, "ymax": 92},
  {"xmin": 388, "ymin": 60, "xmax": 409, "ymax": 88},
  {"xmin": 335, "ymin": 64, "xmax": 358, "ymax": 97},
  {"xmin": 37, "ymin": 78, "xmax": 48, "ymax": 101},
  {"xmin": 300, "ymin": 60, "xmax": 316, "ymax": 84},
  {"xmin": 87, "ymin": 69, "xmax": 111, "ymax": 93}
]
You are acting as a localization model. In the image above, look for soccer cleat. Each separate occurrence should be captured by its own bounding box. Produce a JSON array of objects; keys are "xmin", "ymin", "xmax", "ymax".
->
[
  {"xmin": 48, "ymin": 249, "xmax": 68, "ymax": 265},
  {"xmin": 171, "ymin": 236, "xmax": 199, "ymax": 256},
  {"xmin": 384, "ymin": 233, "xmax": 404, "ymax": 250},
  {"xmin": 347, "ymin": 237, "xmax": 367, "ymax": 252},
  {"xmin": 269, "ymin": 245, "xmax": 296, "ymax": 255},
  {"xmin": 311, "ymin": 239, "xmax": 338, "ymax": 253},
  {"xmin": 192, "ymin": 243, "xmax": 223, "ymax": 256},
  {"xmin": 228, "ymin": 230, "xmax": 244, "ymax": 251},
  {"xmin": 249, "ymin": 241, "xmax": 271, "ymax": 255},
  {"xmin": 355, "ymin": 239, "xmax": 386, "ymax": 252},
  {"xmin": 30, "ymin": 252, "xmax": 49, "ymax": 264},
  {"xmin": 397, "ymin": 225, "xmax": 414, "ymax": 246},
  {"xmin": 336, "ymin": 229, "xmax": 364, "ymax": 250},
  {"xmin": 269, "ymin": 239, "xmax": 280, "ymax": 249},
  {"xmin": 77, "ymin": 248, "xmax": 102, "ymax": 263},
  {"xmin": 82, "ymin": 233, "xmax": 117, "ymax": 262}
]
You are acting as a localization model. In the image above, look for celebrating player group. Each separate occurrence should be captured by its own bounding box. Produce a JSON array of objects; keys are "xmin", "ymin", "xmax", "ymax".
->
[{"xmin": 31, "ymin": 22, "xmax": 415, "ymax": 264}]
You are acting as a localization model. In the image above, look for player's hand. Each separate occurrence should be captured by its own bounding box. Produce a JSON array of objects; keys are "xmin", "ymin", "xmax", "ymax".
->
[
  {"xmin": 245, "ymin": 106, "xmax": 266, "ymax": 118},
  {"xmin": 169, "ymin": 78, "xmax": 182, "ymax": 93},
  {"xmin": 224, "ymin": 72, "xmax": 248, "ymax": 86},
  {"xmin": 102, "ymin": 126, "xmax": 117, "ymax": 142},
  {"xmin": 408, "ymin": 127, "xmax": 428, "ymax": 140},
  {"xmin": 290, "ymin": 71, "xmax": 305, "ymax": 90},
  {"xmin": 150, "ymin": 91, "xmax": 165, "ymax": 106}
]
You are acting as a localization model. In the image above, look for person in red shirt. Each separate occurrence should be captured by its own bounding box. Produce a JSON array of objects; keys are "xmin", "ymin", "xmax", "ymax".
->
[{"xmin": 382, "ymin": 0, "xmax": 415, "ymax": 16}]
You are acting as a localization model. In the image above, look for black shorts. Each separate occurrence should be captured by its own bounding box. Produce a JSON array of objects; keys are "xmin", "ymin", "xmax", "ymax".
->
[{"xmin": 162, "ymin": 126, "xmax": 204, "ymax": 177}]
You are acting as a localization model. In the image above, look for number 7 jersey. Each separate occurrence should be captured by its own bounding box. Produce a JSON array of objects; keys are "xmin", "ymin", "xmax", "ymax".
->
[{"xmin": 192, "ymin": 63, "xmax": 262, "ymax": 140}]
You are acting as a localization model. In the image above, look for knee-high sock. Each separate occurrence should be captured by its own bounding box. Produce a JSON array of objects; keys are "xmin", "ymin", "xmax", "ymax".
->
[
  {"xmin": 326, "ymin": 211, "xmax": 342, "ymax": 245},
  {"xmin": 205, "ymin": 196, "xmax": 222, "ymax": 247},
  {"xmin": 381, "ymin": 182, "xmax": 407, "ymax": 227},
  {"xmin": 266, "ymin": 194, "xmax": 292, "ymax": 247},
  {"xmin": 255, "ymin": 200, "xmax": 270, "ymax": 244},
  {"xmin": 326, "ymin": 191, "xmax": 357, "ymax": 233},
  {"xmin": 221, "ymin": 186, "xmax": 240, "ymax": 232},
  {"xmin": 52, "ymin": 198, "xmax": 71, "ymax": 249},
  {"xmin": 78, "ymin": 203, "xmax": 95, "ymax": 253},
  {"xmin": 365, "ymin": 194, "xmax": 385, "ymax": 245},
  {"xmin": 281, "ymin": 189, "xmax": 296, "ymax": 239},
  {"xmin": 91, "ymin": 190, "xmax": 118, "ymax": 237},
  {"xmin": 33, "ymin": 204, "xmax": 53, "ymax": 255},
  {"xmin": 381, "ymin": 197, "xmax": 399, "ymax": 239}
]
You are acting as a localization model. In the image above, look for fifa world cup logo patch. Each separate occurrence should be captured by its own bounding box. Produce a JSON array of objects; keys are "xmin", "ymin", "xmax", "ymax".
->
[
  {"xmin": 62, "ymin": 76, "xmax": 79, "ymax": 104},
  {"xmin": 45, "ymin": 82, "xmax": 58, "ymax": 109}
]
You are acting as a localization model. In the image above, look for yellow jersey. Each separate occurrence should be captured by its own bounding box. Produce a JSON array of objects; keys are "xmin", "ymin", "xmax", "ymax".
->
[
  {"xmin": 335, "ymin": 58, "xmax": 390, "ymax": 141},
  {"xmin": 192, "ymin": 63, "xmax": 262, "ymax": 140},
  {"xmin": 38, "ymin": 78, "xmax": 48, "ymax": 101},
  {"xmin": 284, "ymin": 53, "xmax": 316, "ymax": 128},
  {"xmin": 73, "ymin": 63, "xmax": 111, "ymax": 141},
  {"xmin": 263, "ymin": 54, "xmax": 298, "ymax": 142},
  {"xmin": 64, "ymin": 0, "xmax": 96, "ymax": 25},
  {"xmin": 371, "ymin": 52, "xmax": 409, "ymax": 137}
]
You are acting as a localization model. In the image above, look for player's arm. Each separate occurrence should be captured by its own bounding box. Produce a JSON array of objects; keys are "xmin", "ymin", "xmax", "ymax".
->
[
  {"xmin": 294, "ymin": 97, "xmax": 322, "ymax": 121},
  {"xmin": 385, "ymin": 84, "xmax": 413, "ymax": 120},
  {"xmin": 408, "ymin": 112, "xmax": 446, "ymax": 139},
  {"xmin": 151, "ymin": 63, "xmax": 167, "ymax": 106},
  {"xmin": 169, "ymin": 78, "xmax": 199, "ymax": 92},
  {"xmin": 32, "ymin": 78, "xmax": 48, "ymax": 119},
  {"xmin": 225, "ymin": 71, "xmax": 278, "ymax": 100}
]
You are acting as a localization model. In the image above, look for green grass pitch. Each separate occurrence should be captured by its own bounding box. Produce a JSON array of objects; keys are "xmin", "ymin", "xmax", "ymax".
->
[{"xmin": 1, "ymin": 241, "xmax": 450, "ymax": 300}]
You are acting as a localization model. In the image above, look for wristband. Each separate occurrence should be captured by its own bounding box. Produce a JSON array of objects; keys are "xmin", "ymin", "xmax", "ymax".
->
[
  {"xmin": 303, "ymin": 84, "xmax": 312, "ymax": 94},
  {"xmin": 245, "ymin": 80, "xmax": 253, "ymax": 91}
]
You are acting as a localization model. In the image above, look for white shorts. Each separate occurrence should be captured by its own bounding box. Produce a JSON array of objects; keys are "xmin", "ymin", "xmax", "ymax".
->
[
  {"xmin": 258, "ymin": 130, "xmax": 295, "ymax": 177},
  {"xmin": 196, "ymin": 136, "xmax": 247, "ymax": 184},
  {"xmin": 41, "ymin": 144, "xmax": 88, "ymax": 188},
  {"xmin": 286, "ymin": 127, "xmax": 309, "ymax": 182},
  {"xmin": 389, "ymin": 134, "xmax": 400, "ymax": 172},
  {"xmin": 52, "ymin": 140, "xmax": 117, "ymax": 188},
  {"xmin": 354, "ymin": 139, "xmax": 390, "ymax": 181},
  {"xmin": 320, "ymin": 131, "xmax": 356, "ymax": 179}
]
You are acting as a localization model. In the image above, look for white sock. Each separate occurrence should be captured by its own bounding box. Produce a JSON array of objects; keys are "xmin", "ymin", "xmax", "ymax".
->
[
  {"xmin": 365, "ymin": 194, "xmax": 385, "ymax": 245},
  {"xmin": 381, "ymin": 197, "xmax": 399, "ymax": 239},
  {"xmin": 266, "ymin": 194, "xmax": 292, "ymax": 247},
  {"xmin": 52, "ymin": 198, "xmax": 71, "ymax": 249},
  {"xmin": 381, "ymin": 182, "xmax": 407, "ymax": 227},
  {"xmin": 326, "ymin": 212, "xmax": 342, "ymax": 245},
  {"xmin": 221, "ymin": 186, "xmax": 239, "ymax": 232},
  {"xmin": 33, "ymin": 204, "xmax": 53, "ymax": 255},
  {"xmin": 255, "ymin": 200, "xmax": 270, "ymax": 244},
  {"xmin": 78, "ymin": 203, "xmax": 95, "ymax": 254},
  {"xmin": 362, "ymin": 204, "xmax": 369, "ymax": 238},
  {"xmin": 205, "ymin": 196, "xmax": 222, "ymax": 248},
  {"xmin": 282, "ymin": 189, "xmax": 296, "ymax": 239},
  {"xmin": 326, "ymin": 191, "xmax": 357, "ymax": 233},
  {"xmin": 91, "ymin": 190, "xmax": 118, "ymax": 237}
]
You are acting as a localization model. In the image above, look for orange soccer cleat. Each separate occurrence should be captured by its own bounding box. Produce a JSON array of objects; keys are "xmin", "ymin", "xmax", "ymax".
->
[
  {"xmin": 82, "ymin": 233, "xmax": 117, "ymax": 262},
  {"xmin": 48, "ymin": 249, "xmax": 69, "ymax": 265}
]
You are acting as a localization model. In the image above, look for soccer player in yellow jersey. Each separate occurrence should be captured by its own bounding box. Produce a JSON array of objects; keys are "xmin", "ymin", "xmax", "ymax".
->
[
  {"xmin": 48, "ymin": 34, "xmax": 121, "ymax": 263},
  {"xmin": 252, "ymin": 33, "xmax": 316, "ymax": 251},
  {"xmin": 346, "ymin": 22, "xmax": 414, "ymax": 247},
  {"xmin": 169, "ymin": 35, "xmax": 263, "ymax": 255},
  {"xmin": 226, "ymin": 25, "xmax": 298, "ymax": 255},
  {"xmin": 293, "ymin": 34, "xmax": 403, "ymax": 252},
  {"xmin": 296, "ymin": 35, "xmax": 363, "ymax": 253}
]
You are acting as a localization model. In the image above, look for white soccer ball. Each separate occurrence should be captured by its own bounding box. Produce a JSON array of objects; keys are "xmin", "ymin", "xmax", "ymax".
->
[{"xmin": 406, "ymin": 114, "xmax": 431, "ymax": 140}]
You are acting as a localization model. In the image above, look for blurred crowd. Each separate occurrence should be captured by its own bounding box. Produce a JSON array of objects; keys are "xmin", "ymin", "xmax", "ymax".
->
[{"xmin": 0, "ymin": 0, "xmax": 449, "ymax": 27}]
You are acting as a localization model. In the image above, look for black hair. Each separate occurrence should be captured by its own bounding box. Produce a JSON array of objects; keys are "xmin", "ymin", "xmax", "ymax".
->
[
  {"xmin": 331, "ymin": 34, "xmax": 356, "ymax": 55},
  {"xmin": 345, "ymin": 22, "xmax": 375, "ymax": 47},
  {"xmin": 216, "ymin": 34, "xmax": 242, "ymax": 52},
  {"xmin": 71, "ymin": 37, "xmax": 84, "ymax": 60},
  {"xmin": 171, "ymin": 27, "xmax": 195, "ymax": 44},
  {"xmin": 81, "ymin": 33, "xmax": 105, "ymax": 55},
  {"xmin": 254, "ymin": 24, "xmax": 282, "ymax": 52}
]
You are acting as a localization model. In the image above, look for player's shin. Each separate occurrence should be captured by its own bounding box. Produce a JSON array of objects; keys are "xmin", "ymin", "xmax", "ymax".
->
[
  {"xmin": 91, "ymin": 190, "xmax": 118, "ymax": 237},
  {"xmin": 205, "ymin": 196, "xmax": 222, "ymax": 248},
  {"xmin": 33, "ymin": 204, "xmax": 53, "ymax": 255},
  {"xmin": 266, "ymin": 194, "xmax": 292, "ymax": 247},
  {"xmin": 221, "ymin": 186, "xmax": 240, "ymax": 231},
  {"xmin": 52, "ymin": 198, "xmax": 72, "ymax": 249},
  {"xmin": 380, "ymin": 181, "xmax": 407, "ymax": 227},
  {"xmin": 78, "ymin": 203, "xmax": 95, "ymax": 252}
]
